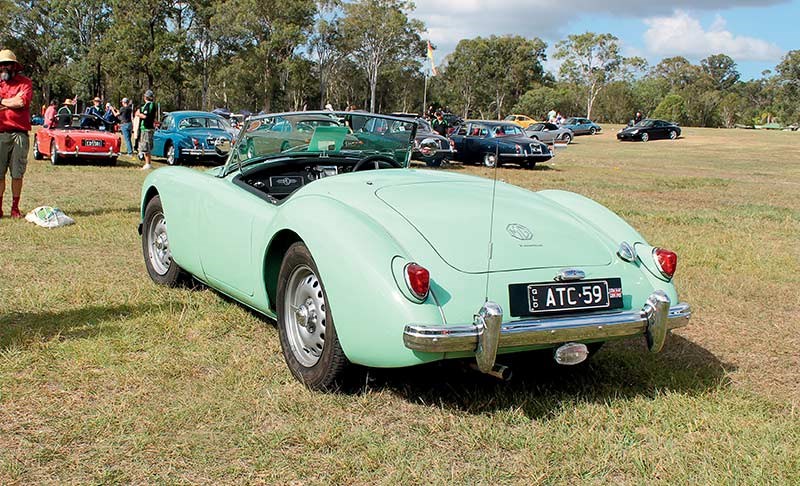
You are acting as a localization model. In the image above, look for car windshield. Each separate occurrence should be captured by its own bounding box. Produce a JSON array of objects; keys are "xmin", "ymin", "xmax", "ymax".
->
[
  {"xmin": 224, "ymin": 111, "xmax": 416, "ymax": 175},
  {"xmin": 54, "ymin": 114, "xmax": 111, "ymax": 131},
  {"xmin": 634, "ymin": 119, "xmax": 655, "ymax": 127}
]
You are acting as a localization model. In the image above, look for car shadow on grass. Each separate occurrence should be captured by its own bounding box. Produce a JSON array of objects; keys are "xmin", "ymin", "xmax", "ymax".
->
[
  {"xmin": 350, "ymin": 335, "xmax": 733, "ymax": 419},
  {"xmin": 0, "ymin": 304, "xmax": 159, "ymax": 351}
]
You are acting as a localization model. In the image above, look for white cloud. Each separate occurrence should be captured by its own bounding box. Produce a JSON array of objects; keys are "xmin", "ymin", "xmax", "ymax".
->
[
  {"xmin": 643, "ymin": 10, "xmax": 783, "ymax": 61},
  {"xmin": 412, "ymin": 1, "xmax": 787, "ymax": 62}
]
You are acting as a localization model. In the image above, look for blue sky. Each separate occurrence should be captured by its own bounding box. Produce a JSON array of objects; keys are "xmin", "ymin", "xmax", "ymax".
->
[{"xmin": 410, "ymin": 0, "xmax": 797, "ymax": 79}]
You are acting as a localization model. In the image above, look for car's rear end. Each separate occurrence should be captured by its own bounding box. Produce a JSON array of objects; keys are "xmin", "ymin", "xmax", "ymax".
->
[{"xmin": 370, "ymin": 178, "xmax": 690, "ymax": 373}]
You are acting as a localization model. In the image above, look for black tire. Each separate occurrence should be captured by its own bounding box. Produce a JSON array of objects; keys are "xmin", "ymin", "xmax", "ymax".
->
[
  {"xmin": 142, "ymin": 195, "xmax": 185, "ymax": 286},
  {"xmin": 33, "ymin": 137, "xmax": 43, "ymax": 160},
  {"xmin": 277, "ymin": 242, "xmax": 348, "ymax": 391},
  {"xmin": 483, "ymin": 152, "xmax": 497, "ymax": 168},
  {"xmin": 50, "ymin": 141, "xmax": 60, "ymax": 165},
  {"xmin": 641, "ymin": 132, "xmax": 649, "ymax": 142},
  {"xmin": 561, "ymin": 133, "xmax": 573, "ymax": 144},
  {"xmin": 589, "ymin": 127, "xmax": 597, "ymax": 135},
  {"xmin": 523, "ymin": 161, "xmax": 536, "ymax": 170}
]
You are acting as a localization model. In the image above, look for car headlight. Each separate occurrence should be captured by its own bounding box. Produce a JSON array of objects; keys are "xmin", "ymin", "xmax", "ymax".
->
[{"xmin": 631, "ymin": 129, "xmax": 639, "ymax": 135}]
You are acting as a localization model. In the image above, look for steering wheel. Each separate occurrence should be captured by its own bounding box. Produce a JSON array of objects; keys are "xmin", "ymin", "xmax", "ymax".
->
[{"xmin": 352, "ymin": 154, "xmax": 402, "ymax": 172}]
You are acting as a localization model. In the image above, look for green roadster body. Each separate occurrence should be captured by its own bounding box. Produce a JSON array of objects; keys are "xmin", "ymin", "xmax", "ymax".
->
[{"xmin": 140, "ymin": 111, "xmax": 690, "ymax": 390}]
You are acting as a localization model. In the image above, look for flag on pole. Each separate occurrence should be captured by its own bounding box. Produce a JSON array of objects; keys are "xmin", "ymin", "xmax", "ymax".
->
[{"xmin": 427, "ymin": 41, "xmax": 438, "ymax": 76}]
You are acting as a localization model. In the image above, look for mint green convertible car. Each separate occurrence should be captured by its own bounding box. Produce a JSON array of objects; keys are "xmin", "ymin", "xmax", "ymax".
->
[{"xmin": 140, "ymin": 111, "xmax": 691, "ymax": 390}]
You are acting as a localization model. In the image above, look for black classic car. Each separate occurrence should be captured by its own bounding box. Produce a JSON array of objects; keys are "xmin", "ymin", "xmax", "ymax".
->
[
  {"xmin": 617, "ymin": 119, "xmax": 681, "ymax": 142},
  {"xmin": 450, "ymin": 120, "xmax": 552, "ymax": 168},
  {"xmin": 390, "ymin": 114, "xmax": 456, "ymax": 167}
]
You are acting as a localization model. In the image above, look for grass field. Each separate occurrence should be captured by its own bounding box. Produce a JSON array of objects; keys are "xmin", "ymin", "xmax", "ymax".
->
[{"xmin": 1, "ymin": 126, "xmax": 799, "ymax": 484}]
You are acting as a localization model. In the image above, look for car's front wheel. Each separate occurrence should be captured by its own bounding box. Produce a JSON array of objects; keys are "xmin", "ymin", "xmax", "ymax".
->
[
  {"xmin": 641, "ymin": 132, "xmax": 649, "ymax": 142},
  {"xmin": 669, "ymin": 130, "xmax": 677, "ymax": 140},
  {"xmin": 277, "ymin": 242, "xmax": 348, "ymax": 391},
  {"xmin": 483, "ymin": 152, "xmax": 498, "ymax": 168},
  {"xmin": 142, "ymin": 195, "xmax": 185, "ymax": 286},
  {"xmin": 589, "ymin": 127, "xmax": 597, "ymax": 135}
]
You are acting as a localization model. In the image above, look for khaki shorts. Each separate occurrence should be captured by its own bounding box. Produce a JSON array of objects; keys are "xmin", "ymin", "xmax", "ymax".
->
[
  {"xmin": 139, "ymin": 129, "xmax": 154, "ymax": 154},
  {"xmin": 0, "ymin": 132, "xmax": 29, "ymax": 179}
]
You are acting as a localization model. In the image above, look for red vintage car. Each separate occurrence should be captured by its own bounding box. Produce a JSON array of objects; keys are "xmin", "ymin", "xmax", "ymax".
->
[{"xmin": 33, "ymin": 114, "xmax": 121, "ymax": 165}]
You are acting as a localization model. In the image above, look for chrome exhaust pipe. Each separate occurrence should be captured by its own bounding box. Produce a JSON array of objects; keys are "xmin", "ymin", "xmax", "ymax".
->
[{"xmin": 470, "ymin": 362, "xmax": 513, "ymax": 381}]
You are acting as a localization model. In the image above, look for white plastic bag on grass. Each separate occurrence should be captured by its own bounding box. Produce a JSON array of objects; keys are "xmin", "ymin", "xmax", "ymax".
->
[{"xmin": 24, "ymin": 206, "xmax": 75, "ymax": 228}]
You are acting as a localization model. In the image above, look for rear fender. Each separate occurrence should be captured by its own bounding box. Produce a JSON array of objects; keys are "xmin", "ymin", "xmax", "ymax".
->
[{"xmin": 265, "ymin": 194, "xmax": 445, "ymax": 367}]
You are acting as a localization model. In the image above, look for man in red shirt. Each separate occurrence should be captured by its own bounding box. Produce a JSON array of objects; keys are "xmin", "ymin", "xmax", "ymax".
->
[{"xmin": 0, "ymin": 49, "xmax": 32, "ymax": 219}]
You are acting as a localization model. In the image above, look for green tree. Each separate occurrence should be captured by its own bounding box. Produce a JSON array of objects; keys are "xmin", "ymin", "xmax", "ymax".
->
[
  {"xmin": 701, "ymin": 54, "xmax": 740, "ymax": 91},
  {"xmin": 554, "ymin": 32, "xmax": 645, "ymax": 119},
  {"xmin": 340, "ymin": 0, "xmax": 424, "ymax": 113},
  {"xmin": 652, "ymin": 93, "xmax": 688, "ymax": 124},
  {"xmin": 650, "ymin": 56, "xmax": 700, "ymax": 90}
]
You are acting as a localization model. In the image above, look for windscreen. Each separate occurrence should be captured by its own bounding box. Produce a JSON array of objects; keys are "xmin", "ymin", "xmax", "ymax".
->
[{"xmin": 224, "ymin": 111, "xmax": 416, "ymax": 175}]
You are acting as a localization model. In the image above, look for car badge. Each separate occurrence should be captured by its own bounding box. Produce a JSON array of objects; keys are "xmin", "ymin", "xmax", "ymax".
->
[
  {"xmin": 506, "ymin": 223, "xmax": 533, "ymax": 241},
  {"xmin": 275, "ymin": 177, "xmax": 294, "ymax": 186},
  {"xmin": 554, "ymin": 268, "xmax": 586, "ymax": 281}
]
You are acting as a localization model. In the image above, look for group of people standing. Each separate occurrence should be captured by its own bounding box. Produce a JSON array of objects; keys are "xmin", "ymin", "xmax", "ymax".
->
[{"xmin": 0, "ymin": 48, "xmax": 159, "ymax": 219}]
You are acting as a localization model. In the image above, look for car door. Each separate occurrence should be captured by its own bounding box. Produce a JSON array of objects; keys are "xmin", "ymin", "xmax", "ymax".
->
[
  {"xmin": 652, "ymin": 120, "xmax": 667, "ymax": 139},
  {"xmin": 196, "ymin": 151, "xmax": 278, "ymax": 300},
  {"xmin": 449, "ymin": 124, "xmax": 471, "ymax": 160},
  {"xmin": 466, "ymin": 124, "xmax": 490, "ymax": 156},
  {"xmin": 153, "ymin": 114, "xmax": 173, "ymax": 157}
]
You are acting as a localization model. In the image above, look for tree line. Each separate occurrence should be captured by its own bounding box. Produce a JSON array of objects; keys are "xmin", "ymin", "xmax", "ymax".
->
[{"xmin": 3, "ymin": 0, "xmax": 798, "ymax": 126}]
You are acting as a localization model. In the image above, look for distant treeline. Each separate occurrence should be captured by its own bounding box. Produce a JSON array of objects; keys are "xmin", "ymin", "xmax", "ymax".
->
[{"xmin": 3, "ymin": 0, "xmax": 797, "ymax": 126}]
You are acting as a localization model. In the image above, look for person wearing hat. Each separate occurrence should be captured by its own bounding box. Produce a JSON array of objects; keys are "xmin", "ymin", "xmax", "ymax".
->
[
  {"xmin": 118, "ymin": 97, "xmax": 133, "ymax": 155},
  {"xmin": 0, "ymin": 49, "xmax": 33, "ymax": 219},
  {"xmin": 135, "ymin": 89, "xmax": 156, "ymax": 169},
  {"xmin": 58, "ymin": 97, "xmax": 76, "ymax": 116},
  {"xmin": 86, "ymin": 96, "xmax": 104, "ymax": 120}
]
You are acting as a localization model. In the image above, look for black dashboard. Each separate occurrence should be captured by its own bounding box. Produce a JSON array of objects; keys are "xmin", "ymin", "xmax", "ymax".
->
[{"xmin": 234, "ymin": 161, "xmax": 351, "ymax": 203}]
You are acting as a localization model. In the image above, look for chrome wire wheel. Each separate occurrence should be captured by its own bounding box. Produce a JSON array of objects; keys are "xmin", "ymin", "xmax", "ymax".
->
[
  {"xmin": 283, "ymin": 264, "xmax": 327, "ymax": 368},
  {"xmin": 146, "ymin": 211, "xmax": 171, "ymax": 276},
  {"xmin": 166, "ymin": 145, "xmax": 175, "ymax": 165},
  {"xmin": 483, "ymin": 152, "xmax": 497, "ymax": 167},
  {"xmin": 669, "ymin": 130, "xmax": 677, "ymax": 140},
  {"xmin": 641, "ymin": 132, "xmax": 649, "ymax": 142}
]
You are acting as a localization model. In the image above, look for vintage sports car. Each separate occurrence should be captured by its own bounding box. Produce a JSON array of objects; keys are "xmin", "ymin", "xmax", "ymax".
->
[
  {"xmin": 33, "ymin": 114, "xmax": 121, "ymax": 165},
  {"xmin": 617, "ymin": 119, "xmax": 681, "ymax": 142},
  {"xmin": 562, "ymin": 117, "xmax": 602, "ymax": 136},
  {"xmin": 390, "ymin": 114, "xmax": 456, "ymax": 167},
  {"xmin": 139, "ymin": 111, "xmax": 691, "ymax": 390},
  {"xmin": 152, "ymin": 111, "xmax": 236, "ymax": 165},
  {"xmin": 525, "ymin": 122, "xmax": 575, "ymax": 144},
  {"xmin": 450, "ymin": 120, "xmax": 552, "ymax": 168},
  {"xmin": 504, "ymin": 114, "xmax": 537, "ymax": 129}
]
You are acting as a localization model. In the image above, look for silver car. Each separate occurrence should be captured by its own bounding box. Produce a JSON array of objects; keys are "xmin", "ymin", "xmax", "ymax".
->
[{"xmin": 525, "ymin": 122, "xmax": 574, "ymax": 144}]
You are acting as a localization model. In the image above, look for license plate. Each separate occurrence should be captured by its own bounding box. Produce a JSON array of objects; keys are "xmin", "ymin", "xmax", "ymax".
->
[
  {"xmin": 508, "ymin": 278, "xmax": 623, "ymax": 317},
  {"xmin": 82, "ymin": 140, "xmax": 104, "ymax": 147}
]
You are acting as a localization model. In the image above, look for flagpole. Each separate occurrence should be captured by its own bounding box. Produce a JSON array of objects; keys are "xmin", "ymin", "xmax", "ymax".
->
[{"xmin": 423, "ymin": 68, "xmax": 428, "ymax": 116}]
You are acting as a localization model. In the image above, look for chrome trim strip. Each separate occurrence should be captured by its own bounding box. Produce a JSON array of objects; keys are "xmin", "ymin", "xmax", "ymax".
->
[
  {"xmin": 58, "ymin": 150, "xmax": 117, "ymax": 157},
  {"xmin": 403, "ymin": 295, "xmax": 690, "ymax": 354},
  {"xmin": 554, "ymin": 268, "xmax": 586, "ymax": 281}
]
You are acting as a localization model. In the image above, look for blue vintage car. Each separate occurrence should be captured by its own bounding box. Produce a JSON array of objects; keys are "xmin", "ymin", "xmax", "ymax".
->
[
  {"xmin": 562, "ymin": 117, "xmax": 602, "ymax": 136},
  {"xmin": 449, "ymin": 120, "xmax": 552, "ymax": 168},
  {"xmin": 153, "ymin": 111, "xmax": 236, "ymax": 165}
]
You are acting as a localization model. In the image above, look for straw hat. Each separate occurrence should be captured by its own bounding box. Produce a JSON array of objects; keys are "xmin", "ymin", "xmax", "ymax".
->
[
  {"xmin": 62, "ymin": 98, "xmax": 74, "ymax": 105},
  {"xmin": 0, "ymin": 49, "xmax": 22, "ymax": 70}
]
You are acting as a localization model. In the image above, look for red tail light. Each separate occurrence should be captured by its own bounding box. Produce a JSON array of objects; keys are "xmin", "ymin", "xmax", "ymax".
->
[
  {"xmin": 405, "ymin": 263, "xmax": 430, "ymax": 299},
  {"xmin": 654, "ymin": 248, "xmax": 677, "ymax": 279},
  {"xmin": 64, "ymin": 135, "xmax": 73, "ymax": 147}
]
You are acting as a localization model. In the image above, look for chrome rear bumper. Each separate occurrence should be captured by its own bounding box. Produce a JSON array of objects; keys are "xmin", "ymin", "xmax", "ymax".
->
[{"xmin": 403, "ymin": 290, "xmax": 691, "ymax": 373}]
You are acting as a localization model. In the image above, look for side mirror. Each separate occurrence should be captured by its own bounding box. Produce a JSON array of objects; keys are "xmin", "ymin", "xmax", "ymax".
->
[{"xmin": 215, "ymin": 138, "xmax": 232, "ymax": 156}]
